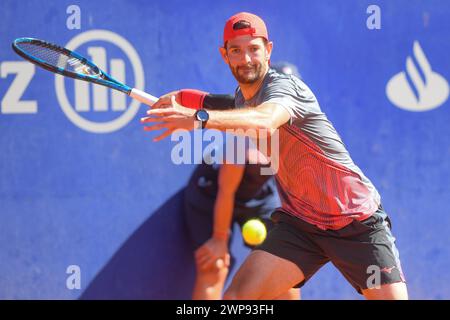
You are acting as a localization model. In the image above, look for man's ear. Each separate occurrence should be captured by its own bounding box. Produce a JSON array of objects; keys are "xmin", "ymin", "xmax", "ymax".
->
[
  {"xmin": 265, "ymin": 41, "xmax": 273, "ymax": 62},
  {"xmin": 219, "ymin": 46, "xmax": 229, "ymax": 64}
]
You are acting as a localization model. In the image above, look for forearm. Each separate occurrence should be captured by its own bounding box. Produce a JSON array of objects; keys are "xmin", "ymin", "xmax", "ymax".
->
[
  {"xmin": 212, "ymin": 190, "xmax": 235, "ymax": 241},
  {"xmin": 203, "ymin": 94, "xmax": 235, "ymax": 110},
  {"xmin": 205, "ymin": 103, "xmax": 279, "ymax": 132},
  {"xmin": 177, "ymin": 90, "xmax": 235, "ymax": 110},
  {"xmin": 142, "ymin": 93, "xmax": 290, "ymax": 142}
]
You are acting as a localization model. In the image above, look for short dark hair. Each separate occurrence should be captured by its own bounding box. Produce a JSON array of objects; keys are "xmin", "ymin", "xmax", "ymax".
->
[
  {"xmin": 224, "ymin": 36, "xmax": 268, "ymax": 50},
  {"xmin": 233, "ymin": 20, "xmax": 252, "ymax": 30}
]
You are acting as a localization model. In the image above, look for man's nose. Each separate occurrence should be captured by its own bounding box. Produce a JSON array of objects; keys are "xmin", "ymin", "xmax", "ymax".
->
[{"xmin": 241, "ymin": 50, "xmax": 252, "ymax": 63}]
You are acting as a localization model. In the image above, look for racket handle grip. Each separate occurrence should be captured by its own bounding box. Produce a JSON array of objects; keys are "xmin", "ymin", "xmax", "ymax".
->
[{"xmin": 129, "ymin": 88, "xmax": 158, "ymax": 107}]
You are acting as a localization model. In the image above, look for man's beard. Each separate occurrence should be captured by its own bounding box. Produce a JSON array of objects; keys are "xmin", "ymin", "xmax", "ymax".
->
[{"xmin": 230, "ymin": 62, "xmax": 265, "ymax": 84}]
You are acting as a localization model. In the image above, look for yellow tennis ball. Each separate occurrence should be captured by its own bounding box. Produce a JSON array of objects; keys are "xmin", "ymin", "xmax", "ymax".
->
[{"xmin": 242, "ymin": 219, "xmax": 267, "ymax": 246}]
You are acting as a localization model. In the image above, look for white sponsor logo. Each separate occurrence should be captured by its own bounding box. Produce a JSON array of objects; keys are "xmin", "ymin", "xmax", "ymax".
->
[
  {"xmin": 386, "ymin": 41, "xmax": 449, "ymax": 112},
  {"xmin": 55, "ymin": 29, "xmax": 145, "ymax": 133}
]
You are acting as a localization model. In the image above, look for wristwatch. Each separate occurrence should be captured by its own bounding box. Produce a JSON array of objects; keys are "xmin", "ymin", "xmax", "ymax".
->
[{"xmin": 194, "ymin": 109, "xmax": 209, "ymax": 129}]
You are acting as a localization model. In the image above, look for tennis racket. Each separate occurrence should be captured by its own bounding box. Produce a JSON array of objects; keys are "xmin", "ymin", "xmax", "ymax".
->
[{"xmin": 12, "ymin": 37, "xmax": 157, "ymax": 106}]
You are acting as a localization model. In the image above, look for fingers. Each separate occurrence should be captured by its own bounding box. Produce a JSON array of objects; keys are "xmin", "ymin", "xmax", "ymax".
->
[
  {"xmin": 145, "ymin": 108, "xmax": 178, "ymax": 117},
  {"xmin": 196, "ymin": 248, "xmax": 213, "ymax": 270},
  {"xmin": 140, "ymin": 119, "xmax": 173, "ymax": 142},
  {"xmin": 199, "ymin": 257, "xmax": 229, "ymax": 271},
  {"xmin": 151, "ymin": 96, "xmax": 191, "ymax": 115},
  {"xmin": 195, "ymin": 246, "xmax": 230, "ymax": 271},
  {"xmin": 141, "ymin": 98, "xmax": 196, "ymax": 141},
  {"xmin": 195, "ymin": 245, "xmax": 209, "ymax": 261},
  {"xmin": 150, "ymin": 91, "xmax": 180, "ymax": 109},
  {"xmin": 199, "ymin": 257, "xmax": 219, "ymax": 271},
  {"xmin": 151, "ymin": 99, "xmax": 166, "ymax": 110},
  {"xmin": 196, "ymin": 246, "xmax": 216, "ymax": 269},
  {"xmin": 142, "ymin": 123, "xmax": 168, "ymax": 131},
  {"xmin": 224, "ymin": 253, "xmax": 231, "ymax": 267},
  {"xmin": 140, "ymin": 114, "xmax": 185, "ymax": 124},
  {"xmin": 171, "ymin": 95, "xmax": 182, "ymax": 110},
  {"xmin": 142, "ymin": 124, "xmax": 174, "ymax": 142},
  {"xmin": 140, "ymin": 116, "xmax": 160, "ymax": 124},
  {"xmin": 152, "ymin": 102, "xmax": 172, "ymax": 110},
  {"xmin": 153, "ymin": 129, "xmax": 173, "ymax": 142}
]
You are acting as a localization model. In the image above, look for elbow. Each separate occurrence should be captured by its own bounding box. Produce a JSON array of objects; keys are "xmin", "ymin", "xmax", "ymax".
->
[
  {"xmin": 254, "ymin": 103, "xmax": 289, "ymax": 133},
  {"xmin": 259, "ymin": 118, "xmax": 279, "ymax": 135},
  {"xmin": 254, "ymin": 108, "xmax": 282, "ymax": 132},
  {"xmin": 243, "ymin": 118, "xmax": 277, "ymax": 138}
]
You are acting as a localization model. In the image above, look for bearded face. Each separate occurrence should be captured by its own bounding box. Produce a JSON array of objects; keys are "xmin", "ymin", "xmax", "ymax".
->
[{"xmin": 222, "ymin": 36, "xmax": 271, "ymax": 85}]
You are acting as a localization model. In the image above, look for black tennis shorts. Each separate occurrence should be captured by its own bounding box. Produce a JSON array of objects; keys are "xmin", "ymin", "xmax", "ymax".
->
[{"xmin": 257, "ymin": 207, "xmax": 406, "ymax": 294}]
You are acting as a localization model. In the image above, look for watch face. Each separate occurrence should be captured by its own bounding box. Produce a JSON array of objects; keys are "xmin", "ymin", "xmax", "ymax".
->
[{"xmin": 196, "ymin": 109, "xmax": 209, "ymax": 122}]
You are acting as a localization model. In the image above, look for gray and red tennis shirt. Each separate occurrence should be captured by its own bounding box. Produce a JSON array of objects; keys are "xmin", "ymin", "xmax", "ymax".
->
[{"xmin": 235, "ymin": 69, "xmax": 381, "ymax": 230}]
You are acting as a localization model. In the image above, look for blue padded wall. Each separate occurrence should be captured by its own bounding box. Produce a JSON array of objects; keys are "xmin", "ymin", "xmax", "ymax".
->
[{"xmin": 0, "ymin": 0, "xmax": 449, "ymax": 299}]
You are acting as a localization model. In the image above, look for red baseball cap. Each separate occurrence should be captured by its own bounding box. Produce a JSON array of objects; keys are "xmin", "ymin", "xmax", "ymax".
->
[{"xmin": 223, "ymin": 12, "xmax": 269, "ymax": 45}]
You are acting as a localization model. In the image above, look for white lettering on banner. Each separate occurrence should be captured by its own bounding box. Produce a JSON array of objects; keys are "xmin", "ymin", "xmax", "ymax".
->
[
  {"xmin": 0, "ymin": 61, "xmax": 37, "ymax": 114},
  {"xmin": 55, "ymin": 29, "xmax": 145, "ymax": 133}
]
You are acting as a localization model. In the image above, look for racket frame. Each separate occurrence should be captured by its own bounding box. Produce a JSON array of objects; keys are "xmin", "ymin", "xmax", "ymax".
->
[{"xmin": 12, "ymin": 37, "xmax": 132, "ymax": 94}]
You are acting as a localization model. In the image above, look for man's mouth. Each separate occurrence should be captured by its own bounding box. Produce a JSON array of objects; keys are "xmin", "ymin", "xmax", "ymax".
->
[{"xmin": 239, "ymin": 66, "xmax": 255, "ymax": 73}]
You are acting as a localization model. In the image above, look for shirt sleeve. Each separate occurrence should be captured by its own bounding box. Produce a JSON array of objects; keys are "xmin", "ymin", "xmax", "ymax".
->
[{"xmin": 261, "ymin": 76, "xmax": 319, "ymax": 121}]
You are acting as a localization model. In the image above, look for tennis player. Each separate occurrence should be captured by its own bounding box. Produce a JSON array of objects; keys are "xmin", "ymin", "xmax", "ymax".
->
[{"xmin": 142, "ymin": 12, "xmax": 408, "ymax": 300}]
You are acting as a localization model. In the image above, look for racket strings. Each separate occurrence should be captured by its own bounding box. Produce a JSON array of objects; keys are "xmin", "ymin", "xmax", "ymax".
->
[{"xmin": 17, "ymin": 42, "xmax": 98, "ymax": 76}]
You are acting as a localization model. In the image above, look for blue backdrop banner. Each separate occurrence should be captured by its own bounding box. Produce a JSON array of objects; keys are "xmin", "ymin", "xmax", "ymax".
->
[{"xmin": 0, "ymin": 0, "xmax": 449, "ymax": 299}]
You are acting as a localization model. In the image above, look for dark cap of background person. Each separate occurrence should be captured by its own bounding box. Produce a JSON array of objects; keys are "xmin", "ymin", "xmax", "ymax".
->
[{"xmin": 271, "ymin": 61, "xmax": 301, "ymax": 79}]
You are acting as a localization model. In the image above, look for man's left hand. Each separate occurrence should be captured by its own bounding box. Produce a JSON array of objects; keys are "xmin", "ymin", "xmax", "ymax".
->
[{"xmin": 141, "ymin": 96, "xmax": 199, "ymax": 141}]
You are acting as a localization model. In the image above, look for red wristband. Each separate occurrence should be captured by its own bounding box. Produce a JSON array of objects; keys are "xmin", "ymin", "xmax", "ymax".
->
[{"xmin": 179, "ymin": 89, "xmax": 208, "ymax": 110}]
